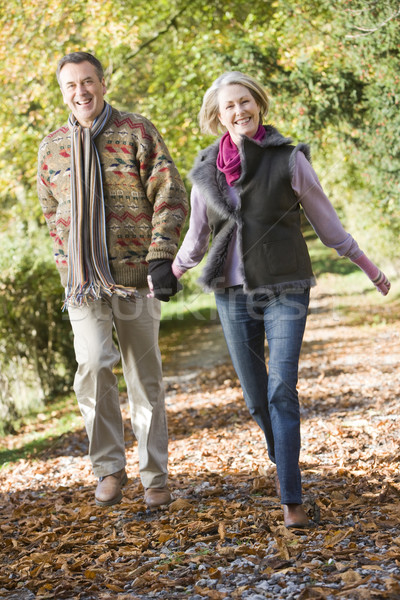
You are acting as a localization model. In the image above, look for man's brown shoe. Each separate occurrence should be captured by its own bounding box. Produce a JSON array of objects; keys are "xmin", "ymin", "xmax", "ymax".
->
[
  {"xmin": 282, "ymin": 503, "xmax": 310, "ymax": 528},
  {"xmin": 144, "ymin": 487, "xmax": 172, "ymax": 508},
  {"xmin": 95, "ymin": 469, "xmax": 128, "ymax": 507}
]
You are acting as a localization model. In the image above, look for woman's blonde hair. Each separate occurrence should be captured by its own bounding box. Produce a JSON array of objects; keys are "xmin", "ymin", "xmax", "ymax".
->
[{"xmin": 199, "ymin": 71, "xmax": 270, "ymax": 136}]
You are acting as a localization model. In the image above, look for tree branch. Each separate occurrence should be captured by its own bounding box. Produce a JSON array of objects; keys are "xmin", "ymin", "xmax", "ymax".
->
[
  {"xmin": 346, "ymin": 8, "xmax": 400, "ymax": 38},
  {"xmin": 125, "ymin": 6, "xmax": 188, "ymax": 60}
]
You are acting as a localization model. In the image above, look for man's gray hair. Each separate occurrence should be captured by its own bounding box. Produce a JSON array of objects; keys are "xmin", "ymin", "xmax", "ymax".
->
[{"xmin": 56, "ymin": 52, "xmax": 104, "ymax": 85}]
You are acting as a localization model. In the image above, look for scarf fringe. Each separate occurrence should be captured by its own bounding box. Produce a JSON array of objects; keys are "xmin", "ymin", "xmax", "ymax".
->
[{"xmin": 63, "ymin": 282, "xmax": 137, "ymax": 311}]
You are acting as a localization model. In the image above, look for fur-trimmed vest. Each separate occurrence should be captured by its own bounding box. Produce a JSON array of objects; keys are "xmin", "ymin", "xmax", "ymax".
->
[{"xmin": 189, "ymin": 125, "xmax": 316, "ymax": 293}]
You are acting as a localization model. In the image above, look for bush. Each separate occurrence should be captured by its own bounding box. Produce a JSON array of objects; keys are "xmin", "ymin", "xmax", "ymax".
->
[{"xmin": 0, "ymin": 230, "xmax": 75, "ymax": 433}]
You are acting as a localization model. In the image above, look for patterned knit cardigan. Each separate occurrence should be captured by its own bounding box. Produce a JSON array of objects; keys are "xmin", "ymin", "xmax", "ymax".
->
[{"xmin": 37, "ymin": 106, "xmax": 188, "ymax": 289}]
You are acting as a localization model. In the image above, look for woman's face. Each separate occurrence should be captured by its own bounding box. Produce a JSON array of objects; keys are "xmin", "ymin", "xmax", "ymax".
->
[{"xmin": 218, "ymin": 83, "xmax": 260, "ymax": 145}]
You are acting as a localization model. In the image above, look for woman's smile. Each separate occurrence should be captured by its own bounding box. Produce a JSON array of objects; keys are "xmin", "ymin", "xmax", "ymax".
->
[{"xmin": 218, "ymin": 83, "xmax": 260, "ymax": 145}]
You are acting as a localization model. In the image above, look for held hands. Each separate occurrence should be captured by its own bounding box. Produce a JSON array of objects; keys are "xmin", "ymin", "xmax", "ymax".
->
[
  {"xmin": 352, "ymin": 254, "xmax": 391, "ymax": 296},
  {"xmin": 147, "ymin": 259, "xmax": 182, "ymax": 302}
]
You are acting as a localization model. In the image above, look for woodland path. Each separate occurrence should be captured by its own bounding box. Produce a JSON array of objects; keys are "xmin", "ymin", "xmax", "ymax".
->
[{"xmin": 1, "ymin": 282, "xmax": 400, "ymax": 599}]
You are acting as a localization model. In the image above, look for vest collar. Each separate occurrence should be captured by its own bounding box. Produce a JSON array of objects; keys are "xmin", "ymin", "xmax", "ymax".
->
[{"xmin": 189, "ymin": 125, "xmax": 298, "ymax": 223}]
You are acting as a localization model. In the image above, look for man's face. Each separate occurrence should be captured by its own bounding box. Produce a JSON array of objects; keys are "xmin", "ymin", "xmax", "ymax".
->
[{"xmin": 59, "ymin": 61, "xmax": 107, "ymax": 128}]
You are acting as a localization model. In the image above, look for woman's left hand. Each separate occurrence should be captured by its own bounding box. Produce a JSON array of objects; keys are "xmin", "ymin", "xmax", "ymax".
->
[
  {"xmin": 352, "ymin": 253, "xmax": 391, "ymax": 296},
  {"xmin": 147, "ymin": 275, "xmax": 155, "ymax": 298},
  {"xmin": 372, "ymin": 270, "xmax": 391, "ymax": 295}
]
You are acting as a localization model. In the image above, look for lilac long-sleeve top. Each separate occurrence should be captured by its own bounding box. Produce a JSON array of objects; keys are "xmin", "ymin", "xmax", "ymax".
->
[{"xmin": 173, "ymin": 151, "xmax": 363, "ymax": 286}]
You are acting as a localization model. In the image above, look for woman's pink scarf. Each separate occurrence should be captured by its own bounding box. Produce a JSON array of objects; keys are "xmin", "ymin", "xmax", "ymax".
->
[{"xmin": 216, "ymin": 124, "xmax": 266, "ymax": 186}]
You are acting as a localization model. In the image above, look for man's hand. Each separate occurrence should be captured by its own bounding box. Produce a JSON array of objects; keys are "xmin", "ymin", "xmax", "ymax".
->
[{"xmin": 147, "ymin": 259, "xmax": 182, "ymax": 302}]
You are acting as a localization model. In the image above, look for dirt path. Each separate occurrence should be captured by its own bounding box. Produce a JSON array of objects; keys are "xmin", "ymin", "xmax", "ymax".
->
[{"xmin": 1, "ymin": 285, "xmax": 400, "ymax": 599}]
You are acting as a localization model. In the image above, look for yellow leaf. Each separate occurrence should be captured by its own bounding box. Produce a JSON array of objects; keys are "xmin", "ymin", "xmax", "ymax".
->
[
  {"xmin": 30, "ymin": 564, "xmax": 44, "ymax": 578},
  {"xmin": 158, "ymin": 532, "xmax": 173, "ymax": 543},
  {"xmin": 324, "ymin": 528, "xmax": 353, "ymax": 548},
  {"xmin": 105, "ymin": 583, "xmax": 125, "ymax": 592},
  {"xmin": 84, "ymin": 569, "xmax": 97, "ymax": 580},
  {"xmin": 37, "ymin": 584, "xmax": 53, "ymax": 593}
]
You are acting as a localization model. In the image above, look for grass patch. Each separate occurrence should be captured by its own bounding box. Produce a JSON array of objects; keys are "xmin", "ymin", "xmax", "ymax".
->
[
  {"xmin": 0, "ymin": 394, "xmax": 82, "ymax": 468},
  {"xmin": 160, "ymin": 292, "xmax": 218, "ymax": 331},
  {"xmin": 160, "ymin": 261, "xmax": 217, "ymax": 328},
  {"xmin": 308, "ymin": 233, "xmax": 400, "ymax": 326}
]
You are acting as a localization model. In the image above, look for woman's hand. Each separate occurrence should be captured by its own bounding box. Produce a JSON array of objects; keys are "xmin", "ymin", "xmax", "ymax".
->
[
  {"xmin": 352, "ymin": 254, "xmax": 391, "ymax": 296},
  {"xmin": 371, "ymin": 270, "xmax": 391, "ymax": 296}
]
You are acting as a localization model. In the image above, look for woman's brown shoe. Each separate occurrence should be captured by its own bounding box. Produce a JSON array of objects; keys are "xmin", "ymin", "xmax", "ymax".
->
[{"xmin": 282, "ymin": 503, "xmax": 310, "ymax": 528}]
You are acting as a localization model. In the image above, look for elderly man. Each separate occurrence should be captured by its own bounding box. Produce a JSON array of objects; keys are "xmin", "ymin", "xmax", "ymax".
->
[{"xmin": 37, "ymin": 52, "xmax": 187, "ymax": 507}]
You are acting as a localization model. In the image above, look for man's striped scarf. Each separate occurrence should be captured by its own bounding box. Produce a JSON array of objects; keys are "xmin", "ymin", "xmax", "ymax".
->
[{"xmin": 64, "ymin": 103, "xmax": 136, "ymax": 309}]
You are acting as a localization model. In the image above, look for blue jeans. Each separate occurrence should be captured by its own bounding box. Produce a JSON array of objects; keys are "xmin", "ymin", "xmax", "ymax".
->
[{"xmin": 215, "ymin": 286, "xmax": 310, "ymax": 504}]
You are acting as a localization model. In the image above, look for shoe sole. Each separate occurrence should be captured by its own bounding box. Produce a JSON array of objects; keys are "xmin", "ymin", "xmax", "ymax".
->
[
  {"xmin": 145, "ymin": 500, "xmax": 172, "ymax": 508},
  {"xmin": 285, "ymin": 521, "xmax": 314, "ymax": 530}
]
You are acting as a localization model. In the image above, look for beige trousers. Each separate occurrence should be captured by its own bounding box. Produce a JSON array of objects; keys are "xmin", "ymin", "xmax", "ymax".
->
[{"xmin": 68, "ymin": 291, "xmax": 168, "ymax": 489}]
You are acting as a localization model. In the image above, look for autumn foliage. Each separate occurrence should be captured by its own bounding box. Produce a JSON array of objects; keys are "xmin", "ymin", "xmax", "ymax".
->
[
  {"xmin": 1, "ymin": 0, "xmax": 400, "ymax": 424},
  {"xmin": 1, "ymin": 284, "xmax": 400, "ymax": 598}
]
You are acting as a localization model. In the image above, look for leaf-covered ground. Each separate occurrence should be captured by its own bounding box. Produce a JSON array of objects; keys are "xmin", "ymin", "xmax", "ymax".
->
[{"xmin": 1, "ymin": 284, "xmax": 400, "ymax": 600}]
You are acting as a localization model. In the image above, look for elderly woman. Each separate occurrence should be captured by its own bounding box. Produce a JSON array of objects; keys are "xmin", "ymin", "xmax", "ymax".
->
[{"xmin": 171, "ymin": 71, "xmax": 390, "ymax": 528}]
